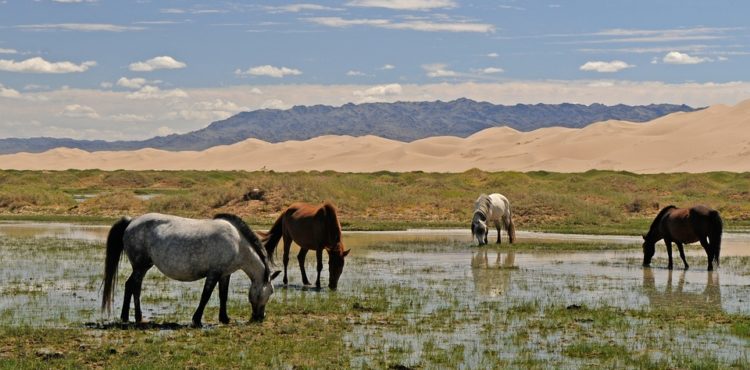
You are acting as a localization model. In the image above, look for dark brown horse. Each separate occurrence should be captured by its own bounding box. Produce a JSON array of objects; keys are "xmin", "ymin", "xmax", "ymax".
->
[
  {"xmin": 642, "ymin": 205, "xmax": 723, "ymax": 271},
  {"xmin": 262, "ymin": 202, "xmax": 350, "ymax": 290}
]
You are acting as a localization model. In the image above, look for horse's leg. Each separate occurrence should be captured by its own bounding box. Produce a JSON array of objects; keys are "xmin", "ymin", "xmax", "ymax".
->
[
  {"xmin": 218, "ymin": 274, "xmax": 231, "ymax": 324},
  {"xmin": 699, "ymin": 237, "xmax": 713, "ymax": 271},
  {"xmin": 298, "ymin": 248, "xmax": 311, "ymax": 286},
  {"xmin": 315, "ymin": 248, "xmax": 323, "ymax": 289},
  {"xmin": 130, "ymin": 265, "xmax": 151, "ymax": 324},
  {"xmin": 120, "ymin": 272, "xmax": 135, "ymax": 322},
  {"xmin": 484, "ymin": 229, "xmax": 489, "ymax": 245},
  {"xmin": 192, "ymin": 273, "xmax": 220, "ymax": 328},
  {"xmin": 676, "ymin": 242, "xmax": 689, "ymax": 270},
  {"xmin": 495, "ymin": 220, "xmax": 502, "ymax": 244},
  {"xmin": 282, "ymin": 235, "xmax": 292, "ymax": 285},
  {"xmin": 665, "ymin": 239, "xmax": 674, "ymax": 270}
]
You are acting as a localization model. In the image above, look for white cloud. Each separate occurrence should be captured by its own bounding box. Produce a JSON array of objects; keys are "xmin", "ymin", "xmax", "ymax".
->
[
  {"xmin": 261, "ymin": 99, "xmax": 287, "ymax": 109},
  {"xmin": 0, "ymin": 48, "xmax": 18, "ymax": 54},
  {"xmin": 386, "ymin": 20, "xmax": 494, "ymax": 33},
  {"xmin": 52, "ymin": 0, "xmax": 97, "ymax": 3},
  {"xmin": 169, "ymin": 99, "xmax": 248, "ymax": 121},
  {"xmin": 60, "ymin": 104, "xmax": 100, "ymax": 119},
  {"xmin": 346, "ymin": 70, "xmax": 366, "ymax": 76},
  {"xmin": 129, "ymin": 56, "xmax": 187, "ymax": 72},
  {"xmin": 116, "ymin": 77, "xmax": 161, "ymax": 89},
  {"xmin": 266, "ymin": 4, "xmax": 343, "ymax": 13},
  {"xmin": 156, "ymin": 126, "xmax": 175, "ymax": 136},
  {"xmin": 486, "ymin": 52, "xmax": 499, "ymax": 58},
  {"xmin": 0, "ymin": 57, "xmax": 96, "ymax": 73},
  {"xmin": 109, "ymin": 113, "xmax": 153, "ymax": 122},
  {"xmin": 23, "ymin": 84, "xmax": 50, "ymax": 91},
  {"xmin": 16, "ymin": 23, "xmax": 143, "ymax": 32},
  {"xmin": 422, "ymin": 63, "xmax": 458, "ymax": 78},
  {"xmin": 160, "ymin": 8, "xmax": 185, "ymax": 14},
  {"xmin": 307, "ymin": 17, "xmax": 494, "ymax": 33},
  {"xmin": 478, "ymin": 67, "xmax": 504, "ymax": 74},
  {"xmin": 0, "ymin": 83, "xmax": 22, "ymax": 99},
  {"xmin": 235, "ymin": 65, "xmax": 302, "ymax": 78},
  {"xmin": 662, "ymin": 51, "xmax": 710, "ymax": 65},
  {"xmin": 380, "ymin": 64, "xmax": 395, "ymax": 70},
  {"xmin": 99, "ymin": 82, "xmax": 113, "ymax": 89},
  {"xmin": 126, "ymin": 86, "xmax": 188, "ymax": 100},
  {"xmin": 353, "ymin": 83, "xmax": 403, "ymax": 97},
  {"xmin": 307, "ymin": 17, "xmax": 389, "ymax": 28},
  {"xmin": 579, "ymin": 60, "xmax": 634, "ymax": 73},
  {"xmin": 346, "ymin": 0, "xmax": 456, "ymax": 10}
]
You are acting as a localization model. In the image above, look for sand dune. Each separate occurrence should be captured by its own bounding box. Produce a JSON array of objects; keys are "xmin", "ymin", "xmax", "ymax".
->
[{"xmin": 2, "ymin": 100, "xmax": 749, "ymax": 173}]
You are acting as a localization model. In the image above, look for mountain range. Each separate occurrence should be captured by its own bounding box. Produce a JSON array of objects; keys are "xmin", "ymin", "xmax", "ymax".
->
[{"xmin": 0, "ymin": 99, "xmax": 695, "ymax": 154}]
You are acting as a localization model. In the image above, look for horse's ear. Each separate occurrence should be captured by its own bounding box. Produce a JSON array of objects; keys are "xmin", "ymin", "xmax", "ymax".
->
[
  {"xmin": 342, "ymin": 249, "xmax": 351, "ymax": 257},
  {"xmin": 270, "ymin": 270, "xmax": 281, "ymax": 280}
]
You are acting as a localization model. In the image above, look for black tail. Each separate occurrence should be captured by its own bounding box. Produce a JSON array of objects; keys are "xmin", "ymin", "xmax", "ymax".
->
[
  {"xmin": 710, "ymin": 210, "xmax": 723, "ymax": 267},
  {"xmin": 262, "ymin": 213, "xmax": 284, "ymax": 265},
  {"xmin": 102, "ymin": 216, "xmax": 131, "ymax": 314}
]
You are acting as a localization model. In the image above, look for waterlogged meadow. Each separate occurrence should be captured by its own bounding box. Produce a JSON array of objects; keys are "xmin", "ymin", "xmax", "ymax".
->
[{"xmin": 1, "ymin": 223, "xmax": 749, "ymax": 368}]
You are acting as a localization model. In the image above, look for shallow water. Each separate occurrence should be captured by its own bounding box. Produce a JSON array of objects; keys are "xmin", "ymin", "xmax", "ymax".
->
[{"xmin": 1, "ymin": 222, "xmax": 748, "ymax": 366}]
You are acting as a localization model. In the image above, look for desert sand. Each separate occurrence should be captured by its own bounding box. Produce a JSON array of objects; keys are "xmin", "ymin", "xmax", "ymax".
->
[{"xmin": 3, "ymin": 99, "xmax": 749, "ymax": 173}]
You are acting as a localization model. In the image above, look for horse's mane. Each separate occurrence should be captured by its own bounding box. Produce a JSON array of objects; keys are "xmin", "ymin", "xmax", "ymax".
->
[
  {"xmin": 474, "ymin": 194, "xmax": 491, "ymax": 220},
  {"xmin": 647, "ymin": 205, "xmax": 677, "ymax": 238},
  {"xmin": 214, "ymin": 213, "xmax": 269, "ymax": 278},
  {"xmin": 322, "ymin": 202, "xmax": 343, "ymax": 250}
]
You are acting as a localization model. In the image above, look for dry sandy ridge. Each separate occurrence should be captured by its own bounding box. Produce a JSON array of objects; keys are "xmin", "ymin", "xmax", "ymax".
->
[{"xmin": 2, "ymin": 99, "xmax": 750, "ymax": 173}]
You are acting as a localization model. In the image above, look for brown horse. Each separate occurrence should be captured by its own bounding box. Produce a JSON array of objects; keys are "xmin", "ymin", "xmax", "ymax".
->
[
  {"xmin": 262, "ymin": 202, "xmax": 350, "ymax": 290},
  {"xmin": 642, "ymin": 205, "xmax": 723, "ymax": 271}
]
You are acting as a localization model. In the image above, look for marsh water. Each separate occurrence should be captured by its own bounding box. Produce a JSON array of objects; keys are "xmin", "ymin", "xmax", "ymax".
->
[{"xmin": 1, "ymin": 222, "xmax": 749, "ymax": 366}]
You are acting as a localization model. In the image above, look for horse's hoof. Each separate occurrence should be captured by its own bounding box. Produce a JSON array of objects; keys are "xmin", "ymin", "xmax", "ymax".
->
[
  {"xmin": 667, "ymin": 265, "xmax": 673, "ymax": 270},
  {"xmin": 219, "ymin": 317, "xmax": 231, "ymax": 325},
  {"xmin": 191, "ymin": 321, "xmax": 203, "ymax": 328}
]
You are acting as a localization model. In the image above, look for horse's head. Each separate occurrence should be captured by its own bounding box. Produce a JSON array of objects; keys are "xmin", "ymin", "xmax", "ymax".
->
[
  {"xmin": 327, "ymin": 243, "xmax": 350, "ymax": 291},
  {"xmin": 472, "ymin": 219, "xmax": 488, "ymax": 245},
  {"xmin": 642, "ymin": 234, "xmax": 656, "ymax": 267},
  {"xmin": 249, "ymin": 269, "xmax": 281, "ymax": 322}
]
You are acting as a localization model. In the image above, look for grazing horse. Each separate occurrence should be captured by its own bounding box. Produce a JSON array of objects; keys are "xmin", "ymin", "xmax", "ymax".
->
[
  {"xmin": 102, "ymin": 213, "xmax": 281, "ymax": 327},
  {"xmin": 262, "ymin": 202, "xmax": 350, "ymax": 290},
  {"xmin": 471, "ymin": 193, "xmax": 516, "ymax": 245},
  {"xmin": 642, "ymin": 205, "xmax": 723, "ymax": 271}
]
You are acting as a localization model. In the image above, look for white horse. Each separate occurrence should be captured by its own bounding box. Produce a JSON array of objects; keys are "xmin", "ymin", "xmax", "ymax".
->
[
  {"xmin": 102, "ymin": 213, "xmax": 280, "ymax": 327},
  {"xmin": 471, "ymin": 193, "xmax": 516, "ymax": 245}
]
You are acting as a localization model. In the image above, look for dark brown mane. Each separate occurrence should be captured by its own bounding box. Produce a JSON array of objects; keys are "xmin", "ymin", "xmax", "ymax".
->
[
  {"xmin": 322, "ymin": 201, "xmax": 343, "ymax": 251},
  {"xmin": 646, "ymin": 205, "xmax": 676, "ymax": 240}
]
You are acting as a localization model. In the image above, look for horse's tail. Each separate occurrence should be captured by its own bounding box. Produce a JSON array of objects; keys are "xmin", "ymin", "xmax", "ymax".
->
[
  {"xmin": 262, "ymin": 213, "xmax": 285, "ymax": 265},
  {"xmin": 323, "ymin": 202, "xmax": 342, "ymax": 247},
  {"xmin": 102, "ymin": 216, "xmax": 131, "ymax": 314},
  {"xmin": 506, "ymin": 211, "xmax": 516, "ymax": 244},
  {"xmin": 710, "ymin": 210, "xmax": 723, "ymax": 267}
]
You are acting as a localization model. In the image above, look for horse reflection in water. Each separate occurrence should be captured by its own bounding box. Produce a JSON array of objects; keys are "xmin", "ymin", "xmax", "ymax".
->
[
  {"xmin": 642, "ymin": 268, "xmax": 722, "ymax": 312},
  {"xmin": 471, "ymin": 250, "xmax": 516, "ymax": 297}
]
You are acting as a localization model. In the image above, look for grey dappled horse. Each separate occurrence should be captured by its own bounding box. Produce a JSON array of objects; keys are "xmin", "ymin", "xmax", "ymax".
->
[
  {"xmin": 471, "ymin": 193, "xmax": 516, "ymax": 245},
  {"xmin": 102, "ymin": 213, "xmax": 280, "ymax": 327}
]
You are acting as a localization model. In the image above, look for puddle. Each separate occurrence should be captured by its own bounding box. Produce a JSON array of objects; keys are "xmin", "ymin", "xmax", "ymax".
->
[{"xmin": 0, "ymin": 222, "xmax": 748, "ymax": 366}]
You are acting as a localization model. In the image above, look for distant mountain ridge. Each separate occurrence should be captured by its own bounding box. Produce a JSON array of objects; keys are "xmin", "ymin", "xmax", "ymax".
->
[{"xmin": 0, "ymin": 99, "xmax": 695, "ymax": 154}]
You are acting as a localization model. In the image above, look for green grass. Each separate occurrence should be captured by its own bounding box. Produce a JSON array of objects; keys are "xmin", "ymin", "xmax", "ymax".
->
[{"xmin": 0, "ymin": 169, "xmax": 749, "ymax": 233}]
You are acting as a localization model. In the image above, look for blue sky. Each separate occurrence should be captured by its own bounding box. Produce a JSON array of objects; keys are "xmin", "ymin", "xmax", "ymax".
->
[{"xmin": 0, "ymin": 0, "xmax": 748, "ymax": 140}]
